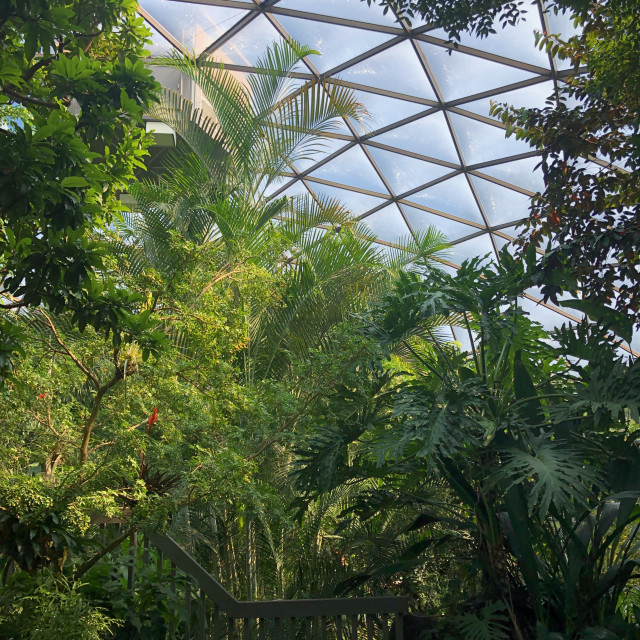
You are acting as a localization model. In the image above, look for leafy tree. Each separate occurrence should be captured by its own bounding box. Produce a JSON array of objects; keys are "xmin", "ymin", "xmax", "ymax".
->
[
  {"xmin": 0, "ymin": 572, "xmax": 119, "ymax": 640},
  {"xmin": 0, "ymin": 40, "xmax": 453, "ymax": 627},
  {"xmin": 0, "ymin": 0, "xmax": 161, "ymax": 379}
]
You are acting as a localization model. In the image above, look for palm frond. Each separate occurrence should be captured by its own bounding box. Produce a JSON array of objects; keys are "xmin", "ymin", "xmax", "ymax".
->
[
  {"xmin": 248, "ymin": 39, "xmax": 318, "ymax": 119},
  {"xmin": 147, "ymin": 88, "xmax": 231, "ymax": 183},
  {"xmin": 260, "ymin": 78, "xmax": 369, "ymax": 179}
]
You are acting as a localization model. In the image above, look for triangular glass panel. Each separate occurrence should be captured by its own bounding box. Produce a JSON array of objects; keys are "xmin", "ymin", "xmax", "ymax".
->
[
  {"xmin": 520, "ymin": 298, "xmax": 567, "ymax": 332},
  {"xmin": 312, "ymin": 183, "xmax": 387, "ymax": 217},
  {"xmin": 427, "ymin": 13, "xmax": 549, "ymax": 67},
  {"xmin": 546, "ymin": 9, "xmax": 582, "ymax": 71},
  {"xmin": 402, "ymin": 204, "xmax": 479, "ymax": 242},
  {"xmin": 405, "ymin": 174, "xmax": 484, "ymax": 224},
  {"xmin": 274, "ymin": 17, "xmax": 394, "ymax": 74},
  {"xmin": 451, "ymin": 326, "xmax": 474, "ymax": 353},
  {"xmin": 496, "ymin": 224, "xmax": 522, "ymax": 236},
  {"xmin": 140, "ymin": 0, "xmax": 250, "ymax": 55},
  {"xmin": 471, "ymin": 176, "xmax": 532, "ymax": 226},
  {"xmin": 276, "ymin": 0, "xmax": 401, "ymax": 27},
  {"xmin": 263, "ymin": 177, "xmax": 306, "ymax": 199},
  {"xmin": 449, "ymin": 232, "xmax": 496, "ymax": 266},
  {"xmin": 419, "ymin": 42, "xmax": 538, "ymax": 102},
  {"xmin": 354, "ymin": 90, "xmax": 427, "ymax": 133},
  {"xmin": 143, "ymin": 21, "xmax": 176, "ymax": 58},
  {"xmin": 360, "ymin": 204, "xmax": 411, "ymax": 244},
  {"xmin": 217, "ymin": 15, "xmax": 286, "ymax": 67},
  {"xmin": 293, "ymin": 136, "xmax": 350, "ymax": 174},
  {"xmin": 449, "ymin": 113, "xmax": 533, "ymax": 166},
  {"xmin": 367, "ymin": 147, "xmax": 453, "ymax": 194},
  {"xmin": 477, "ymin": 156, "xmax": 544, "ymax": 193},
  {"xmin": 407, "ymin": 15, "xmax": 431, "ymax": 30},
  {"xmin": 369, "ymin": 111, "xmax": 460, "ymax": 162},
  {"xmin": 339, "ymin": 41, "xmax": 437, "ymax": 100},
  {"xmin": 309, "ymin": 145, "xmax": 388, "ymax": 194},
  {"xmin": 460, "ymin": 80, "xmax": 555, "ymax": 117},
  {"xmin": 492, "ymin": 233, "xmax": 514, "ymax": 251}
]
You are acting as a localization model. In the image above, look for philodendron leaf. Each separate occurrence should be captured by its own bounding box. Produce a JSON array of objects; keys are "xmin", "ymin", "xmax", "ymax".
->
[
  {"xmin": 558, "ymin": 298, "xmax": 633, "ymax": 344},
  {"xmin": 495, "ymin": 438, "xmax": 599, "ymax": 518}
]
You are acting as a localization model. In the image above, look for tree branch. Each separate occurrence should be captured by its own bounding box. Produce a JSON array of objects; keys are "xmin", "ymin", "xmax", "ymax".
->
[
  {"xmin": 79, "ymin": 370, "xmax": 123, "ymax": 464},
  {"xmin": 39, "ymin": 309, "xmax": 99, "ymax": 388},
  {"xmin": 22, "ymin": 52, "xmax": 61, "ymax": 82},
  {"xmin": 2, "ymin": 87, "xmax": 61, "ymax": 109},
  {"xmin": 74, "ymin": 527, "xmax": 135, "ymax": 579},
  {"xmin": 198, "ymin": 265, "xmax": 244, "ymax": 299}
]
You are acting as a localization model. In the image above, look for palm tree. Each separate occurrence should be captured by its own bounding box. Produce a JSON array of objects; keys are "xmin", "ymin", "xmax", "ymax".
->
[{"xmin": 115, "ymin": 39, "xmax": 450, "ymax": 379}]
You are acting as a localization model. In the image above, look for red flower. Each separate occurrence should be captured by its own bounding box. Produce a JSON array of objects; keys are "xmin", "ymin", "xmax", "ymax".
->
[{"xmin": 147, "ymin": 407, "xmax": 158, "ymax": 431}]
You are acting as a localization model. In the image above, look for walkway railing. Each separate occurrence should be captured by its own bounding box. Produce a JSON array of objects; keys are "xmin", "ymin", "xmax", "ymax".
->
[{"xmin": 123, "ymin": 532, "xmax": 408, "ymax": 639}]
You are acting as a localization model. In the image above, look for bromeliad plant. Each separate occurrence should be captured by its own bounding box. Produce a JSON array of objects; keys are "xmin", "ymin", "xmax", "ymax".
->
[{"xmin": 294, "ymin": 247, "xmax": 640, "ymax": 639}]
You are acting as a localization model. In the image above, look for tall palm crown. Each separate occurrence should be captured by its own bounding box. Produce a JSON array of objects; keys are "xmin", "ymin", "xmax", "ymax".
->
[
  {"xmin": 149, "ymin": 40, "xmax": 368, "ymax": 203},
  {"xmin": 114, "ymin": 40, "xmax": 449, "ymax": 377}
]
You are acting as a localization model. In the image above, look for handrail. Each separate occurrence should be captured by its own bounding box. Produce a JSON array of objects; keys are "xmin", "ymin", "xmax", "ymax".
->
[{"xmin": 148, "ymin": 534, "xmax": 409, "ymax": 619}]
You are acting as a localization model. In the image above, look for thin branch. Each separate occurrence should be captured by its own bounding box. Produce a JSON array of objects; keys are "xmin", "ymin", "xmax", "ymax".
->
[
  {"xmin": 74, "ymin": 527, "xmax": 135, "ymax": 579},
  {"xmin": 80, "ymin": 370, "xmax": 123, "ymax": 463},
  {"xmin": 176, "ymin": 372, "xmax": 220, "ymax": 401},
  {"xmin": 88, "ymin": 441, "xmax": 115, "ymax": 454},
  {"xmin": 197, "ymin": 266, "xmax": 243, "ymax": 299},
  {"xmin": 22, "ymin": 53, "xmax": 61, "ymax": 82},
  {"xmin": 2, "ymin": 87, "xmax": 61, "ymax": 109},
  {"xmin": 30, "ymin": 408, "xmax": 60, "ymax": 437},
  {"xmin": 39, "ymin": 309, "xmax": 99, "ymax": 388},
  {"xmin": 127, "ymin": 419, "xmax": 147, "ymax": 432}
]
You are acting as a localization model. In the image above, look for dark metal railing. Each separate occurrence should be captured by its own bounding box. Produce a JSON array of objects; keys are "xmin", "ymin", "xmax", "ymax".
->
[{"xmin": 120, "ymin": 531, "xmax": 408, "ymax": 639}]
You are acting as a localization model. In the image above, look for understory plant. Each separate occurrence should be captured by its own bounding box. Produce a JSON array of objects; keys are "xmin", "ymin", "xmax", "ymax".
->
[{"xmin": 295, "ymin": 247, "xmax": 640, "ymax": 639}]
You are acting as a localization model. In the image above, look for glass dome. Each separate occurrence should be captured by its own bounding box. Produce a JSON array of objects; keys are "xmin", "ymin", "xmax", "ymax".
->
[{"xmin": 137, "ymin": 0, "xmax": 587, "ymax": 334}]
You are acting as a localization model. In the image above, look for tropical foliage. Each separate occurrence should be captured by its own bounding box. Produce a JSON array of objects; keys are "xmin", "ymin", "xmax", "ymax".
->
[
  {"xmin": 1, "ymin": 2, "xmax": 640, "ymax": 639},
  {"xmin": 0, "ymin": 0, "xmax": 161, "ymax": 382},
  {"xmin": 295, "ymin": 248, "xmax": 640, "ymax": 638}
]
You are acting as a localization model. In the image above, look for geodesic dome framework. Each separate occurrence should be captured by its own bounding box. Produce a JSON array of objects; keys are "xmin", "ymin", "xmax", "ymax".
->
[{"xmin": 136, "ymin": 0, "xmax": 591, "ymax": 336}]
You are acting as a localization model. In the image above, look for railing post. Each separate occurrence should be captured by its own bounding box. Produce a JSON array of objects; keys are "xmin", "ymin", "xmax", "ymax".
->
[
  {"xmin": 394, "ymin": 614, "xmax": 403, "ymax": 640},
  {"xmin": 184, "ymin": 579, "xmax": 192, "ymax": 640},
  {"xmin": 142, "ymin": 535, "xmax": 150, "ymax": 567},
  {"xmin": 366, "ymin": 614, "xmax": 375, "ymax": 640},
  {"xmin": 212, "ymin": 604, "xmax": 221, "ymax": 639},
  {"xmin": 127, "ymin": 531, "xmax": 137, "ymax": 591},
  {"xmin": 350, "ymin": 615, "xmax": 358, "ymax": 640},
  {"xmin": 380, "ymin": 614, "xmax": 389, "ymax": 640},
  {"xmin": 198, "ymin": 590, "xmax": 206, "ymax": 640}
]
